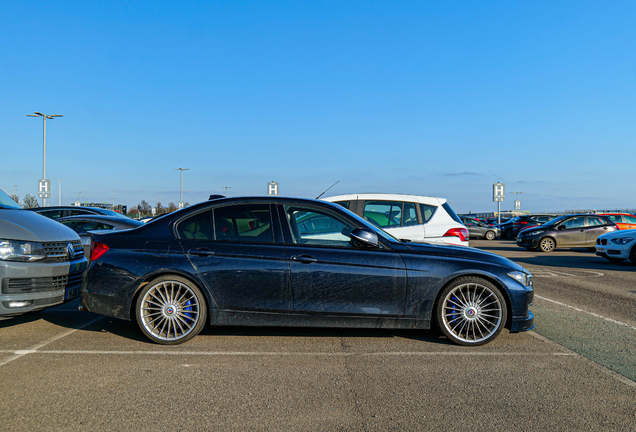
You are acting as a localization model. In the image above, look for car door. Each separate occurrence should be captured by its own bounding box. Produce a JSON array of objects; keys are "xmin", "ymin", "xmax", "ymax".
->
[
  {"xmin": 178, "ymin": 203, "xmax": 290, "ymax": 312},
  {"xmin": 622, "ymin": 215, "xmax": 636, "ymax": 230},
  {"xmin": 556, "ymin": 216, "xmax": 587, "ymax": 246},
  {"xmin": 584, "ymin": 216, "xmax": 615, "ymax": 245},
  {"xmin": 279, "ymin": 203, "xmax": 407, "ymax": 316}
]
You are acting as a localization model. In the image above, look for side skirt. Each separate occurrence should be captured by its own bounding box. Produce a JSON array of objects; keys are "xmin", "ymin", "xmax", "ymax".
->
[{"xmin": 209, "ymin": 309, "xmax": 430, "ymax": 330}]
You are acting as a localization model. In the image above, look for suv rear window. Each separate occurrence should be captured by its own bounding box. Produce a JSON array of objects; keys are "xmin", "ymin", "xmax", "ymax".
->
[{"xmin": 442, "ymin": 203, "xmax": 463, "ymax": 224}]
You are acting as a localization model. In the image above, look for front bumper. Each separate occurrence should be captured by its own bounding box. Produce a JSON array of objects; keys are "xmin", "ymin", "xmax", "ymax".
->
[
  {"xmin": 511, "ymin": 310, "xmax": 535, "ymax": 333},
  {"xmin": 0, "ymin": 258, "xmax": 88, "ymax": 316},
  {"xmin": 595, "ymin": 246, "xmax": 630, "ymax": 260},
  {"xmin": 516, "ymin": 236, "xmax": 540, "ymax": 248}
]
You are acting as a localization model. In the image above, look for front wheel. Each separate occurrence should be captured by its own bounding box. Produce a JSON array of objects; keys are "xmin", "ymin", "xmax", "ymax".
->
[
  {"xmin": 485, "ymin": 231, "xmax": 496, "ymax": 240},
  {"xmin": 539, "ymin": 237, "xmax": 556, "ymax": 252},
  {"xmin": 435, "ymin": 277, "xmax": 507, "ymax": 346},
  {"xmin": 135, "ymin": 275, "xmax": 207, "ymax": 345}
]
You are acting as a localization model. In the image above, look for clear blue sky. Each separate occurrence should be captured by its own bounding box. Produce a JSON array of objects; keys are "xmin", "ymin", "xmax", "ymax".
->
[{"xmin": 1, "ymin": 1, "xmax": 634, "ymax": 214}]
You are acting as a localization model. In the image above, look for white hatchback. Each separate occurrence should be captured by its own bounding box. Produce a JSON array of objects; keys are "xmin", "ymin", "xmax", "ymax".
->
[{"xmin": 323, "ymin": 193, "xmax": 469, "ymax": 246}]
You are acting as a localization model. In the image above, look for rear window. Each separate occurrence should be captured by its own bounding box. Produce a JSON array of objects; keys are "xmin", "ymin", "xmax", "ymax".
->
[{"xmin": 442, "ymin": 202, "xmax": 463, "ymax": 224}]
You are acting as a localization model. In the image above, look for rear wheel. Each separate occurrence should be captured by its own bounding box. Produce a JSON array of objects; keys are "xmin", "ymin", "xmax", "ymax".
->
[
  {"xmin": 135, "ymin": 275, "xmax": 207, "ymax": 345},
  {"xmin": 435, "ymin": 277, "xmax": 507, "ymax": 346},
  {"xmin": 485, "ymin": 231, "xmax": 496, "ymax": 240},
  {"xmin": 630, "ymin": 246, "xmax": 636, "ymax": 265},
  {"xmin": 539, "ymin": 237, "xmax": 556, "ymax": 252}
]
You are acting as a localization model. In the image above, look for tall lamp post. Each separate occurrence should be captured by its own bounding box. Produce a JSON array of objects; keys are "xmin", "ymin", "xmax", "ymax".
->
[
  {"xmin": 58, "ymin": 180, "xmax": 62, "ymax": 205},
  {"xmin": 27, "ymin": 112, "xmax": 63, "ymax": 207},
  {"xmin": 174, "ymin": 168, "xmax": 190, "ymax": 208}
]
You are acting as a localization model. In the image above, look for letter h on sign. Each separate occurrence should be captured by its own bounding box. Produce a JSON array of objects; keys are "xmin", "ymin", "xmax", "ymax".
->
[
  {"xmin": 493, "ymin": 182, "xmax": 505, "ymax": 202},
  {"xmin": 268, "ymin": 182, "xmax": 279, "ymax": 196}
]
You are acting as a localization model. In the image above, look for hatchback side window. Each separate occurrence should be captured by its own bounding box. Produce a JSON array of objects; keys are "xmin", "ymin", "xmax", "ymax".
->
[
  {"xmin": 177, "ymin": 211, "xmax": 213, "ymax": 240},
  {"xmin": 403, "ymin": 202, "xmax": 418, "ymax": 226},
  {"xmin": 61, "ymin": 220, "xmax": 97, "ymax": 234},
  {"xmin": 214, "ymin": 204, "xmax": 273, "ymax": 243},
  {"xmin": 334, "ymin": 201, "xmax": 350, "ymax": 210},
  {"xmin": 562, "ymin": 217, "xmax": 585, "ymax": 229},
  {"xmin": 70, "ymin": 209, "xmax": 93, "ymax": 216},
  {"xmin": 586, "ymin": 217, "xmax": 606, "ymax": 227},
  {"xmin": 624, "ymin": 215, "xmax": 636, "ymax": 224},
  {"xmin": 419, "ymin": 204, "xmax": 437, "ymax": 223},
  {"xmin": 363, "ymin": 201, "xmax": 402, "ymax": 228},
  {"xmin": 605, "ymin": 215, "xmax": 621, "ymax": 222},
  {"xmin": 285, "ymin": 206, "xmax": 354, "ymax": 247}
]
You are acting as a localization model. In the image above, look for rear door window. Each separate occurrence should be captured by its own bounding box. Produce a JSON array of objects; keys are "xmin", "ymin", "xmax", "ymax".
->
[
  {"xmin": 214, "ymin": 204, "xmax": 274, "ymax": 243},
  {"xmin": 402, "ymin": 202, "xmax": 418, "ymax": 226},
  {"xmin": 363, "ymin": 201, "xmax": 402, "ymax": 228},
  {"xmin": 178, "ymin": 211, "xmax": 213, "ymax": 240},
  {"xmin": 586, "ymin": 216, "xmax": 607, "ymax": 227}
]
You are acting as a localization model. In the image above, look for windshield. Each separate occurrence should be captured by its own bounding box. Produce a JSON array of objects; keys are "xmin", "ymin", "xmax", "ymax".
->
[
  {"xmin": 0, "ymin": 189, "xmax": 22, "ymax": 209},
  {"xmin": 542, "ymin": 215, "xmax": 568, "ymax": 227}
]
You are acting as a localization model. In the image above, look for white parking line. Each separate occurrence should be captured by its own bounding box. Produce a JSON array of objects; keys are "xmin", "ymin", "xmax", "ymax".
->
[
  {"xmin": 0, "ymin": 349, "xmax": 575, "ymax": 357},
  {"xmin": 0, "ymin": 315, "xmax": 104, "ymax": 367},
  {"xmin": 535, "ymin": 295, "xmax": 636, "ymax": 330}
]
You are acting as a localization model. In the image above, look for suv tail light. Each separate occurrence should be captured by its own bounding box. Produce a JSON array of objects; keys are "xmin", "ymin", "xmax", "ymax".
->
[
  {"xmin": 443, "ymin": 228, "xmax": 469, "ymax": 242},
  {"xmin": 90, "ymin": 241, "xmax": 109, "ymax": 261}
]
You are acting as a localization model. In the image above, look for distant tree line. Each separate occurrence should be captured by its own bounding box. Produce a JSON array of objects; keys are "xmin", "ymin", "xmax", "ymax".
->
[
  {"xmin": 8, "ymin": 194, "xmax": 39, "ymax": 209},
  {"xmin": 128, "ymin": 200, "xmax": 188, "ymax": 218}
]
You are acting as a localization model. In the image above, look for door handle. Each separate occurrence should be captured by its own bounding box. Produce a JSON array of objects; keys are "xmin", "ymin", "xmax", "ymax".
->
[
  {"xmin": 188, "ymin": 248, "xmax": 215, "ymax": 256},
  {"xmin": 291, "ymin": 255, "xmax": 318, "ymax": 263}
]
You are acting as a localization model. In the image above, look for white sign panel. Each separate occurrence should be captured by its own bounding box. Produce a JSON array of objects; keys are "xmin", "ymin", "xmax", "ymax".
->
[
  {"xmin": 493, "ymin": 182, "xmax": 505, "ymax": 202},
  {"xmin": 515, "ymin": 200, "xmax": 521, "ymax": 210},
  {"xmin": 268, "ymin": 181, "xmax": 279, "ymax": 196},
  {"xmin": 38, "ymin": 179, "xmax": 51, "ymax": 198}
]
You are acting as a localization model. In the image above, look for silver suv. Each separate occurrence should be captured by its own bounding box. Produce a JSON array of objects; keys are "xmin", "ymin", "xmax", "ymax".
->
[{"xmin": 0, "ymin": 189, "xmax": 87, "ymax": 317}]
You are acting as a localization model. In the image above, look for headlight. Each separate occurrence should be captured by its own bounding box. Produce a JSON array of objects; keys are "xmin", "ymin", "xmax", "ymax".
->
[
  {"xmin": 526, "ymin": 230, "xmax": 544, "ymax": 236},
  {"xmin": 610, "ymin": 237, "xmax": 634, "ymax": 245},
  {"xmin": 508, "ymin": 271, "xmax": 533, "ymax": 289},
  {"xmin": 0, "ymin": 239, "xmax": 47, "ymax": 262}
]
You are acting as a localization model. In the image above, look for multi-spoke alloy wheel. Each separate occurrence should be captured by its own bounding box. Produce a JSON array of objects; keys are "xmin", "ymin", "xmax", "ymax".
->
[
  {"xmin": 136, "ymin": 276, "xmax": 207, "ymax": 345},
  {"xmin": 539, "ymin": 237, "xmax": 555, "ymax": 252},
  {"xmin": 436, "ymin": 278, "xmax": 507, "ymax": 346}
]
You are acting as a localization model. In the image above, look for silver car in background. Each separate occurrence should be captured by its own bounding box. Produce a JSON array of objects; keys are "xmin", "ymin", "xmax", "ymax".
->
[{"xmin": 0, "ymin": 189, "xmax": 88, "ymax": 317}]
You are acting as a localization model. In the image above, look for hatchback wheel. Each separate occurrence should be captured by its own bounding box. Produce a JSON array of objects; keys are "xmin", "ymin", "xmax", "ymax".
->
[
  {"xmin": 630, "ymin": 246, "xmax": 636, "ymax": 266},
  {"xmin": 539, "ymin": 237, "xmax": 555, "ymax": 252},
  {"xmin": 436, "ymin": 277, "xmax": 507, "ymax": 346},
  {"xmin": 136, "ymin": 276, "xmax": 207, "ymax": 345},
  {"xmin": 485, "ymin": 231, "xmax": 496, "ymax": 240}
]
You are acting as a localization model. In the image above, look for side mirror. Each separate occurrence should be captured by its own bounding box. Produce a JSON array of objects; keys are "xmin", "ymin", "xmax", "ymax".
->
[{"xmin": 350, "ymin": 228, "xmax": 379, "ymax": 248}]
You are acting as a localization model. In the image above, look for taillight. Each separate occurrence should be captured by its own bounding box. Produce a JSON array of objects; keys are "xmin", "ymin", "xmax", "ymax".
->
[
  {"xmin": 90, "ymin": 241, "xmax": 109, "ymax": 261},
  {"xmin": 443, "ymin": 228, "xmax": 469, "ymax": 242}
]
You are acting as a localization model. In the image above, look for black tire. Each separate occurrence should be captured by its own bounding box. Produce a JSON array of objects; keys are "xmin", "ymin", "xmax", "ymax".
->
[
  {"xmin": 539, "ymin": 237, "xmax": 556, "ymax": 253},
  {"xmin": 605, "ymin": 257, "xmax": 624, "ymax": 264},
  {"xmin": 630, "ymin": 245, "xmax": 636, "ymax": 266},
  {"xmin": 435, "ymin": 277, "xmax": 507, "ymax": 346},
  {"xmin": 485, "ymin": 231, "xmax": 496, "ymax": 241},
  {"xmin": 503, "ymin": 229, "xmax": 513, "ymax": 239},
  {"xmin": 135, "ymin": 275, "xmax": 207, "ymax": 345},
  {"xmin": 587, "ymin": 247, "xmax": 596, "ymax": 252}
]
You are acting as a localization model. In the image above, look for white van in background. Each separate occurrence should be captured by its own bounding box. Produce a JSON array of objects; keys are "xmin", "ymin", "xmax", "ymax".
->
[{"xmin": 323, "ymin": 193, "xmax": 469, "ymax": 246}]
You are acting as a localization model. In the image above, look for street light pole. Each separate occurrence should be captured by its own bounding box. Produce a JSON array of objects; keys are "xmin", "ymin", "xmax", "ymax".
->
[
  {"xmin": 58, "ymin": 180, "xmax": 62, "ymax": 205},
  {"xmin": 27, "ymin": 112, "xmax": 63, "ymax": 207},
  {"xmin": 173, "ymin": 168, "xmax": 190, "ymax": 208},
  {"xmin": 509, "ymin": 191, "xmax": 524, "ymax": 211},
  {"xmin": 223, "ymin": 186, "xmax": 232, "ymax": 197}
]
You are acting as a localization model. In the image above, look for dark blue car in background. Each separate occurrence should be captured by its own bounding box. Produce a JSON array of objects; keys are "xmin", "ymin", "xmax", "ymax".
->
[{"xmin": 82, "ymin": 197, "xmax": 534, "ymax": 346}]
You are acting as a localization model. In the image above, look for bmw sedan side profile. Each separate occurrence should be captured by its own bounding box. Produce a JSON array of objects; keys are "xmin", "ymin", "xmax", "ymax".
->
[{"xmin": 82, "ymin": 197, "xmax": 534, "ymax": 346}]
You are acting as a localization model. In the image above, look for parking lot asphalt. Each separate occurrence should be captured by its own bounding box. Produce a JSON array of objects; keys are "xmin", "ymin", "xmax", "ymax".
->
[{"xmin": 1, "ymin": 241, "xmax": 636, "ymax": 431}]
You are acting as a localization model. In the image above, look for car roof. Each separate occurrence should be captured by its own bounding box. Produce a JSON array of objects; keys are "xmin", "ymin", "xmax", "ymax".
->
[
  {"xmin": 56, "ymin": 214, "xmax": 144, "ymax": 227},
  {"xmin": 323, "ymin": 193, "xmax": 445, "ymax": 205}
]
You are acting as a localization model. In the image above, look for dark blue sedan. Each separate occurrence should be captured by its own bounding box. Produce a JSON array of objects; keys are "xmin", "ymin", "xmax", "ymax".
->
[{"xmin": 81, "ymin": 197, "xmax": 534, "ymax": 346}]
